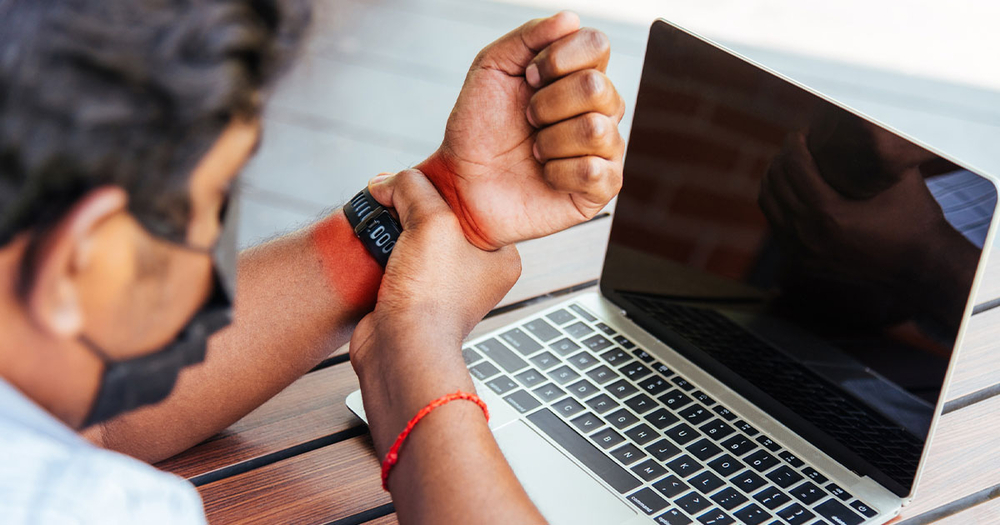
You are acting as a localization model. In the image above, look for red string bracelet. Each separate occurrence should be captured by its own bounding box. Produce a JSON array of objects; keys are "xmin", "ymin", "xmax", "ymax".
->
[{"xmin": 380, "ymin": 391, "xmax": 490, "ymax": 491}]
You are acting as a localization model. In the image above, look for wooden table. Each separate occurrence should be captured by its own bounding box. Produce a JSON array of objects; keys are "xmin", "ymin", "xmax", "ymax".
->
[{"xmin": 157, "ymin": 213, "xmax": 1000, "ymax": 524}]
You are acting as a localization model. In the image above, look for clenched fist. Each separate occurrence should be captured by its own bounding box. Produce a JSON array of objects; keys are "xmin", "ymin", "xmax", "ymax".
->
[{"xmin": 417, "ymin": 12, "xmax": 626, "ymax": 250}]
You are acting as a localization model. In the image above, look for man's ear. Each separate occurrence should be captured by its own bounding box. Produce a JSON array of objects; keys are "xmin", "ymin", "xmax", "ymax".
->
[{"xmin": 26, "ymin": 187, "xmax": 129, "ymax": 338}]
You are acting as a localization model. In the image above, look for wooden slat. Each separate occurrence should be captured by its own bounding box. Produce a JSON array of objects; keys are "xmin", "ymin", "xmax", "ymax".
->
[
  {"xmin": 972, "ymin": 253, "xmax": 1000, "ymax": 306},
  {"xmin": 899, "ymin": 394, "xmax": 1000, "ymax": 520},
  {"xmin": 362, "ymin": 514, "xmax": 399, "ymax": 525},
  {"xmin": 944, "ymin": 306, "xmax": 1000, "ymax": 404},
  {"xmin": 157, "ymin": 364, "xmax": 362, "ymax": 480},
  {"xmin": 198, "ymin": 436, "xmax": 390, "ymax": 525}
]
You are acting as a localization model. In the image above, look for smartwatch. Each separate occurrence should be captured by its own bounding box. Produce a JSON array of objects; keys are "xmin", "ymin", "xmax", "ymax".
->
[{"xmin": 343, "ymin": 188, "xmax": 402, "ymax": 267}]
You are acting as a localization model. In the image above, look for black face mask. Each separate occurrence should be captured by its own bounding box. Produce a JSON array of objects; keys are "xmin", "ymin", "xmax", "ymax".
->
[{"xmin": 80, "ymin": 195, "xmax": 239, "ymax": 428}]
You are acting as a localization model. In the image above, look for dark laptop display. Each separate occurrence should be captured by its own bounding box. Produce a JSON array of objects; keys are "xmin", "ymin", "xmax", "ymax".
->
[{"xmin": 601, "ymin": 21, "xmax": 997, "ymax": 497}]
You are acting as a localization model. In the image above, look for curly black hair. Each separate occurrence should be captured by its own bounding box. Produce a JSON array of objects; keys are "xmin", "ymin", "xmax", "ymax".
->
[{"xmin": 0, "ymin": 0, "xmax": 312, "ymax": 249}]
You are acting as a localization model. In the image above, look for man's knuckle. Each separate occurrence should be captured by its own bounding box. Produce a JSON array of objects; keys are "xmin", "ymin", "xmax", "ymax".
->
[
  {"xmin": 579, "ymin": 156, "xmax": 605, "ymax": 183},
  {"xmin": 580, "ymin": 113, "xmax": 608, "ymax": 144},
  {"xmin": 579, "ymin": 69, "xmax": 606, "ymax": 99},
  {"xmin": 582, "ymin": 28, "xmax": 611, "ymax": 55}
]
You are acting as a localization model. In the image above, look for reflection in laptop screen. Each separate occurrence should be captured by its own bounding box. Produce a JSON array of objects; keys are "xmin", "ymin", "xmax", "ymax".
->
[{"xmin": 600, "ymin": 21, "xmax": 997, "ymax": 498}]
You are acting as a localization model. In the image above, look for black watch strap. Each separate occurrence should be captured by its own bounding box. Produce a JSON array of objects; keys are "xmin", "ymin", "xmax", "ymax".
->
[{"xmin": 343, "ymin": 188, "xmax": 401, "ymax": 267}]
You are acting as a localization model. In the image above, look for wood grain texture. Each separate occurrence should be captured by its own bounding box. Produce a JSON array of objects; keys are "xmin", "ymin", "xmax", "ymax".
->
[
  {"xmin": 972, "ymin": 254, "xmax": 1000, "ymax": 306},
  {"xmin": 157, "ymin": 364, "xmax": 363, "ymax": 480},
  {"xmin": 362, "ymin": 514, "xmax": 400, "ymax": 525},
  {"xmin": 946, "ymin": 306, "xmax": 1000, "ymax": 403},
  {"xmin": 198, "ymin": 435, "xmax": 389, "ymax": 525}
]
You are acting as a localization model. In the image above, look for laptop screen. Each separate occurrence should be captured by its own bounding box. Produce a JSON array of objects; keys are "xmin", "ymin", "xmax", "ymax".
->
[{"xmin": 600, "ymin": 20, "xmax": 997, "ymax": 497}]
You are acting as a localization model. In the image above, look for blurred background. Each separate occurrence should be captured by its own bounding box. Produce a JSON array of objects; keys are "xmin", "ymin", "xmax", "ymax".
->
[{"xmin": 237, "ymin": 0, "xmax": 1000, "ymax": 249}]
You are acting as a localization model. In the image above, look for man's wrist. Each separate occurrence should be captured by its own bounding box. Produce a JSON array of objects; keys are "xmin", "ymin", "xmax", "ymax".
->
[
  {"xmin": 309, "ymin": 210, "xmax": 384, "ymax": 311},
  {"xmin": 416, "ymin": 149, "xmax": 499, "ymax": 251}
]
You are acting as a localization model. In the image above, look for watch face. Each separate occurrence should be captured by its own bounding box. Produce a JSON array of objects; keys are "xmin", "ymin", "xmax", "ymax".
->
[{"xmin": 364, "ymin": 210, "xmax": 402, "ymax": 265}]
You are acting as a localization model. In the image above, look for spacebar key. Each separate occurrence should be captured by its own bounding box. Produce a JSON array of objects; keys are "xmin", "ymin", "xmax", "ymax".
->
[{"xmin": 527, "ymin": 408, "xmax": 642, "ymax": 494}]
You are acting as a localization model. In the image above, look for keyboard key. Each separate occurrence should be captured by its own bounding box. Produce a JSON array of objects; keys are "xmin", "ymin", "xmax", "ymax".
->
[
  {"xmin": 625, "ymin": 423, "xmax": 659, "ymax": 446},
  {"xmin": 564, "ymin": 321, "xmax": 594, "ymax": 339},
  {"xmin": 585, "ymin": 393, "xmax": 620, "ymax": 414},
  {"xmin": 523, "ymin": 318, "xmax": 561, "ymax": 342},
  {"xmin": 514, "ymin": 368, "xmax": 545, "ymax": 388},
  {"xmin": 744, "ymin": 449, "xmax": 779, "ymax": 472},
  {"xmin": 545, "ymin": 308, "xmax": 575, "ymax": 325},
  {"xmin": 628, "ymin": 487, "xmax": 669, "ymax": 515},
  {"xmin": 632, "ymin": 348, "xmax": 656, "ymax": 362},
  {"xmin": 619, "ymin": 361, "xmax": 653, "ymax": 380},
  {"xmin": 567, "ymin": 352, "xmax": 599, "ymax": 371},
  {"xmin": 666, "ymin": 454, "xmax": 703, "ymax": 477},
  {"xmin": 687, "ymin": 438, "xmax": 722, "ymax": 461},
  {"xmin": 689, "ymin": 470, "xmax": 725, "ymax": 494},
  {"xmin": 672, "ymin": 377, "xmax": 695, "ymax": 391},
  {"xmin": 732, "ymin": 503, "xmax": 770, "ymax": 525},
  {"xmin": 789, "ymin": 481, "xmax": 824, "ymax": 505},
  {"xmin": 610, "ymin": 443, "xmax": 647, "ymax": 465},
  {"xmin": 708, "ymin": 454, "xmax": 744, "ymax": 477},
  {"xmin": 731, "ymin": 470, "xmax": 768, "ymax": 493},
  {"xmin": 665, "ymin": 423, "xmax": 699, "ymax": 445},
  {"xmin": 802, "ymin": 467, "xmax": 828, "ymax": 484},
  {"xmin": 591, "ymin": 427, "xmax": 626, "ymax": 449},
  {"xmin": 567, "ymin": 379, "xmax": 599, "ymax": 400},
  {"xmin": 712, "ymin": 487, "xmax": 748, "ymax": 510},
  {"xmin": 679, "ymin": 405, "xmax": 713, "ymax": 425},
  {"xmin": 614, "ymin": 335, "xmax": 636, "ymax": 349},
  {"xmin": 624, "ymin": 393, "xmax": 657, "ymax": 414},
  {"xmin": 653, "ymin": 362, "xmax": 675, "ymax": 378},
  {"xmin": 503, "ymin": 390, "xmax": 541, "ymax": 413},
  {"xmin": 529, "ymin": 351, "xmax": 561, "ymax": 371},
  {"xmin": 568, "ymin": 304, "xmax": 598, "ymax": 321},
  {"xmin": 499, "ymin": 328, "xmax": 542, "ymax": 355},
  {"xmin": 693, "ymin": 391, "xmax": 716, "ymax": 406},
  {"xmin": 553, "ymin": 397, "xmax": 586, "ymax": 418},
  {"xmin": 766, "ymin": 465, "xmax": 803, "ymax": 488},
  {"xmin": 752, "ymin": 486, "xmax": 790, "ymax": 510},
  {"xmin": 582, "ymin": 334, "xmax": 614, "ymax": 352},
  {"xmin": 776, "ymin": 502, "xmax": 814, "ymax": 525},
  {"xmin": 825, "ymin": 483, "xmax": 852, "ymax": 501},
  {"xmin": 695, "ymin": 508, "xmax": 733, "ymax": 525},
  {"xmin": 586, "ymin": 364, "xmax": 619, "ymax": 384},
  {"xmin": 532, "ymin": 383, "xmax": 566, "ymax": 403},
  {"xmin": 548, "ymin": 365, "xmax": 580, "ymax": 385},
  {"xmin": 755, "ymin": 436, "xmax": 780, "ymax": 451},
  {"xmin": 655, "ymin": 508, "xmax": 692, "ymax": 525},
  {"xmin": 595, "ymin": 322, "xmax": 617, "ymax": 335},
  {"xmin": 734, "ymin": 420, "xmax": 759, "ymax": 436},
  {"xmin": 646, "ymin": 439, "xmax": 682, "ymax": 462},
  {"xmin": 676, "ymin": 492, "xmax": 712, "ymax": 515},
  {"xmin": 633, "ymin": 459, "xmax": 669, "ymax": 482},
  {"xmin": 712, "ymin": 406, "xmax": 737, "ymax": 421},
  {"xmin": 815, "ymin": 500, "xmax": 864, "ymax": 525},
  {"xmin": 607, "ymin": 408, "xmax": 640, "ymax": 429},
  {"xmin": 527, "ymin": 409, "xmax": 641, "ymax": 494},
  {"xmin": 600, "ymin": 348, "xmax": 633, "ymax": 366},
  {"xmin": 645, "ymin": 408, "xmax": 680, "ymax": 429},
  {"xmin": 659, "ymin": 389, "xmax": 694, "ymax": 410},
  {"xmin": 778, "ymin": 450, "xmax": 803, "ymax": 468},
  {"xmin": 639, "ymin": 375, "xmax": 672, "ymax": 396},
  {"xmin": 607, "ymin": 379, "xmax": 639, "ymax": 399},
  {"xmin": 486, "ymin": 375, "xmax": 518, "ymax": 395},
  {"xmin": 462, "ymin": 347, "xmax": 482, "ymax": 365},
  {"xmin": 700, "ymin": 419, "xmax": 735, "ymax": 441},
  {"xmin": 549, "ymin": 337, "xmax": 581, "ymax": 356},
  {"xmin": 721, "ymin": 435, "xmax": 758, "ymax": 456},
  {"xmin": 570, "ymin": 412, "xmax": 605, "ymax": 433},
  {"xmin": 469, "ymin": 361, "xmax": 501, "ymax": 380},
  {"xmin": 653, "ymin": 475, "xmax": 689, "ymax": 498},
  {"xmin": 849, "ymin": 500, "xmax": 878, "ymax": 518},
  {"xmin": 476, "ymin": 338, "xmax": 530, "ymax": 373}
]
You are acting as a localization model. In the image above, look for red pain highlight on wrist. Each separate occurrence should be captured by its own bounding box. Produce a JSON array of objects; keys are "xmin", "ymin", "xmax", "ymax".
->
[
  {"xmin": 310, "ymin": 211, "xmax": 383, "ymax": 310},
  {"xmin": 417, "ymin": 152, "xmax": 498, "ymax": 251},
  {"xmin": 380, "ymin": 391, "xmax": 489, "ymax": 491}
]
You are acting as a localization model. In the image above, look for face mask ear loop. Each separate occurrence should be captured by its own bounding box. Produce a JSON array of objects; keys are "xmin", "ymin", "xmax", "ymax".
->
[{"xmin": 78, "ymin": 334, "xmax": 116, "ymax": 364}]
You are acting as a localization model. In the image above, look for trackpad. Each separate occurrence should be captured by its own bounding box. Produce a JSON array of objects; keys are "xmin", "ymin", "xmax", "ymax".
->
[{"xmin": 494, "ymin": 420, "xmax": 637, "ymax": 525}]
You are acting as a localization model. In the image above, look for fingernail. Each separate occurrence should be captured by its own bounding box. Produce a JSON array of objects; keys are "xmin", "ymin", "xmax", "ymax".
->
[
  {"xmin": 526, "ymin": 107, "xmax": 538, "ymax": 128},
  {"xmin": 526, "ymin": 63, "xmax": 540, "ymax": 87},
  {"xmin": 369, "ymin": 174, "xmax": 391, "ymax": 187},
  {"xmin": 532, "ymin": 142, "xmax": 542, "ymax": 162}
]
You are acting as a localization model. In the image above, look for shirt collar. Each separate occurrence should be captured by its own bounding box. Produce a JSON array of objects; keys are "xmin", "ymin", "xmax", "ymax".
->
[{"xmin": 0, "ymin": 376, "xmax": 86, "ymax": 446}]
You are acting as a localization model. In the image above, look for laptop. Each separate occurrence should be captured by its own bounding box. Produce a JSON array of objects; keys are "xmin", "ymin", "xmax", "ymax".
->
[{"xmin": 348, "ymin": 19, "xmax": 999, "ymax": 525}]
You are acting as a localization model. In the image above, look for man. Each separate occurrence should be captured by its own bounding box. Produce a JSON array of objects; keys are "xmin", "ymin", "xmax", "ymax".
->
[{"xmin": 0, "ymin": 1, "xmax": 625, "ymax": 524}]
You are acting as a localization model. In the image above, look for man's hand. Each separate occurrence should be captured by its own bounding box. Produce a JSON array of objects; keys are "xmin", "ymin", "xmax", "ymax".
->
[{"xmin": 419, "ymin": 11, "xmax": 626, "ymax": 250}]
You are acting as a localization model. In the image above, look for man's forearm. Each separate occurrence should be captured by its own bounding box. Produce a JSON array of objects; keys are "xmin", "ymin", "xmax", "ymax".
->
[{"xmin": 85, "ymin": 210, "xmax": 382, "ymax": 463}]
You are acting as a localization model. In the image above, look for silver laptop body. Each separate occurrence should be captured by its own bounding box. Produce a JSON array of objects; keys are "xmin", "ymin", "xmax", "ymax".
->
[{"xmin": 349, "ymin": 19, "xmax": 999, "ymax": 525}]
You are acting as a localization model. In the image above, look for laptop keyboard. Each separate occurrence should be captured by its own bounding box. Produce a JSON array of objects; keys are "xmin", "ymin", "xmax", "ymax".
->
[{"xmin": 463, "ymin": 302, "xmax": 881, "ymax": 525}]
